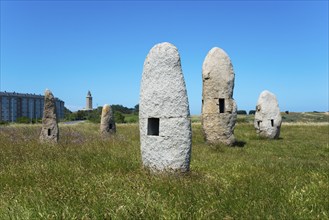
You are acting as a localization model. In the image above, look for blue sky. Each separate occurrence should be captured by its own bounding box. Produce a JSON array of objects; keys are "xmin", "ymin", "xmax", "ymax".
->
[{"xmin": 1, "ymin": 0, "xmax": 328, "ymax": 114}]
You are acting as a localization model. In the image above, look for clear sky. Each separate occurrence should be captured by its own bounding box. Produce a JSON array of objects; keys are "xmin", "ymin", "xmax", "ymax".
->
[{"xmin": 1, "ymin": 0, "xmax": 328, "ymax": 114}]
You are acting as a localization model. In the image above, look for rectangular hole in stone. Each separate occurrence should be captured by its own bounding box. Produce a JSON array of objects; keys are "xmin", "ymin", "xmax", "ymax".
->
[
  {"xmin": 147, "ymin": 118, "xmax": 159, "ymax": 136},
  {"xmin": 271, "ymin": 119, "xmax": 274, "ymax": 127},
  {"xmin": 219, "ymin": 99, "xmax": 225, "ymax": 113},
  {"xmin": 48, "ymin": 129, "xmax": 51, "ymax": 136},
  {"xmin": 257, "ymin": 121, "xmax": 261, "ymax": 127},
  {"xmin": 109, "ymin": 123, "xmax": 113, "ymax": 130}
]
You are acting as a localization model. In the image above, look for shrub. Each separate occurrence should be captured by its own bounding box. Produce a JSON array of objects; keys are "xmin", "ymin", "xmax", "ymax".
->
[
  {"xmin": 114, "ymin": 111, "xmax": 125, "ymax": 123},
  {"xmin": 16, "ymin": 116, "xmax": 31, "ymax": 124},
  {"xmin": 249, "ymin": 110, "xmax": 256, "ymax": 115},
  {"xmin": 0, "ymin": 120, "xmax": 9, "ymax": 125},
  {"xmin": 237, "ymin": 110, "xmax": 247, "ymax": 115}
]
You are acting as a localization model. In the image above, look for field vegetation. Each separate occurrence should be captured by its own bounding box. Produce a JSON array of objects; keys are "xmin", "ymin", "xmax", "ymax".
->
[
  {"xmin": 63, "ymin": 105, "xmax": 139, "ymax": 124},
  {"xmin": 0, "ymin": 114, "xmax": 328, "ymax": 219}
]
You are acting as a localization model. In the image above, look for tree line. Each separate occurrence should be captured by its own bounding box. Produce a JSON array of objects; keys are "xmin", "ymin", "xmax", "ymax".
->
[{"xmin": 64, "ymin": 104, "xmax": 139, "ymax": 123}]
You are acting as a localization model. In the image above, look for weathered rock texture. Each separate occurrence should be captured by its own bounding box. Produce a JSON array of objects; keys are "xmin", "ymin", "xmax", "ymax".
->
[
  {"xmin": 100, "ymin": 104, "xmax": 116, "ymax": 136},
  {"xmin": 39, "ymin": 89, "xmax": 59, "ymax": 144},
  {"xmin": 139, "ymin": 42, "xmax": 192, "ymax": 173},
  {"xmin": 201, "ymin": 47, "xmax": 237, "ymax": 146},
  {"xmin": 254, "ymin": 90, "xmax": 282, "ymax": 139}
]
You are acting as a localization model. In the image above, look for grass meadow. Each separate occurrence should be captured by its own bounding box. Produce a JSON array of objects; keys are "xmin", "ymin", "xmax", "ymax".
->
[{"xmin": 0, "ymin": 120, "xmax": 328, "ymax": 219}]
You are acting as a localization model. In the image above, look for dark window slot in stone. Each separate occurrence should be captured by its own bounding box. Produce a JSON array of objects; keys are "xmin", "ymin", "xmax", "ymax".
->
[
  {"xmin": 48, "ymin": 129, "xmax": 51, "ymax": 136},
  {"xmin": 147, "ymin": 118, "xmax": 159, "ymax": 136},
  {"xmin": 257, "ymin": 121, "xmax": 261, "ymax": 127},
  {"xmin": 219, "ymin": 99, "xmax": 225, "ymax": 113},
  {"xmin": 271, "ymin": 119, "xmax": 274, "ymax": 127}
]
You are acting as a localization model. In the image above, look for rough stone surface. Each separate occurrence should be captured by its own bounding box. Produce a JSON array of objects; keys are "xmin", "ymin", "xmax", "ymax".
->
[
  {"xmin": 254, "ymin": 90, "xmax": 282, "ymax": 139},
  {"xmin": 39, "ymin": 89, "xmax": 59, "ymax": 144},
  {"xmin": 201, "ymin": 47, "xmax": 237, "ymax": 145},
  {"xmin": 139, "ymin": 42, "xmax": 192, "ymax": 173},
  {"xmin": 100, "ymin": 104, "xmax": 116, "ymax": 136}
]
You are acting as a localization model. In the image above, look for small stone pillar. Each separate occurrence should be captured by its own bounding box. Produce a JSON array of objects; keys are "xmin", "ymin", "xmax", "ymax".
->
[
  {"xmin": 39, "ymin": 89, "xmax": 59, "ymax": 144},
  {"xmin": 100, "ymin": 104, "xmax": 116, "ymax": 137},
  {"xmin": 254, "ymin": 90, "xmax": 282, "ymax": 139},
  {"xmin": 201, "ymin": 47, "xmax": 237, "ymax": 146},
  {"xmin": 139, "ymin": 42, "xmax": 192, "ymax": 173}
]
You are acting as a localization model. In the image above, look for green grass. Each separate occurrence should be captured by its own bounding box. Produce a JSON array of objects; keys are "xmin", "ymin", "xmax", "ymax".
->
[
  {"xmin": 244, "ymin": 112, "xmax": 329, "ymax": 124},
  {"xmin": 192, "ymin": 112, "xmax": 329, "ymax": 124},
  {"xmin": 123, "ymin": 113, "xmax": 139, "ymax": 123},
  {"xmin": 0, "ymin": 122, "xmax": 328, "ymax": 219},
  {"xmin": 281, "ymin": 112, "xmax": 329, "ymax": 123}
]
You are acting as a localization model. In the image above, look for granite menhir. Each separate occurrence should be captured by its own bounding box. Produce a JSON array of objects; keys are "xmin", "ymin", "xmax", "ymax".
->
[
  {"xmin": 254, "ymin": 90, "xmax": 282, "ymax": 139},
  {"xmin": 201, "ymin": 47, "xmax": 237, "ymax": 146},
  {"xmin": 39, "ymin": 89, "xmax": 59, "ymax": 144},
  {"xmin": 100, "ymin": 104, "xmax": 116, "ymax": 137},
  {"xmin": 139, "ymin": 42, "xmax": 192, "ymax": 173}
]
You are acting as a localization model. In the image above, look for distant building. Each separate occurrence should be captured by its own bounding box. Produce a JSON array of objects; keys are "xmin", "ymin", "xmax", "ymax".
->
[
  {"xmin": 86, "ymin": 90, "xmax": 93, "ymax": 110},
  {"xmin": 0, "ymin": 91, "xmax": 65, "ymax": 122}
]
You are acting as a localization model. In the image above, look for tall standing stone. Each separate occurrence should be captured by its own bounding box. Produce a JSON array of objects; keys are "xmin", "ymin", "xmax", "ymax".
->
[
  {"xmin": 254, "ymin": 90, "xmax": 282, "ymax": 139},
  {"xmin": 201, "ymin": 47, "xmax": 237, "ymax": 146},
  {"xmin": 139, "ymin": 42, "xmax": 192, "ymax": 173},
  {"xmin": 100, "ymin": 104, "xmax": 116, "ymax": 136},
  {"xmin": 39, "ymin": 89, "xmax": 59, "ymax": 144}
]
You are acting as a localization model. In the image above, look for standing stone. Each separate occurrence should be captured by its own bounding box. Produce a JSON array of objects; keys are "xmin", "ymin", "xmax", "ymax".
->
[
  {"xmin": 254, "ymin": 90, "xmax": 282, "ymax": 139},
  {"xmin": 201, "ymin": 47, "xmax": 237, "ymax": 146},
  {"xmin": 100, "ymin": 104, "xmax": 116, "ymax": 136},
  {"xmin": 139, "ymin": 42, "xmax": 192, "ymax": 173},
  {"xmin": 39, "ymin": 89, "xmax": 59, "ymax": 144}
]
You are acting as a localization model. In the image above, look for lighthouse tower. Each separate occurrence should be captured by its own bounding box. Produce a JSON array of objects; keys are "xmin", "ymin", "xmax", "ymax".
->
[{"xmin": 86, "ymin": 91, "xmax": 93, "ymax": 110}]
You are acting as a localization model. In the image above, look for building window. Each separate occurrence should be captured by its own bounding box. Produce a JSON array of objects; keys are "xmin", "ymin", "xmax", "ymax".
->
[
  {"xmin": 48, "ymin": 129, "xmax": 51, "ymax": 136},
  {"xmin": 271, "ymin": 119, "xmax": 274, "ymax": 127}
]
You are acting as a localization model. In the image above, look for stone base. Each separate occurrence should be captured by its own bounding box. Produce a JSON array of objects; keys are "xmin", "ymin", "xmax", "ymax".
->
[
  {"xmin": 202, "ymin": 113, "xmax": 236, "ymax": 146},
  {"xmin": 140, "ymin": 117, "xmax": 192, "ymax": 172}
]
